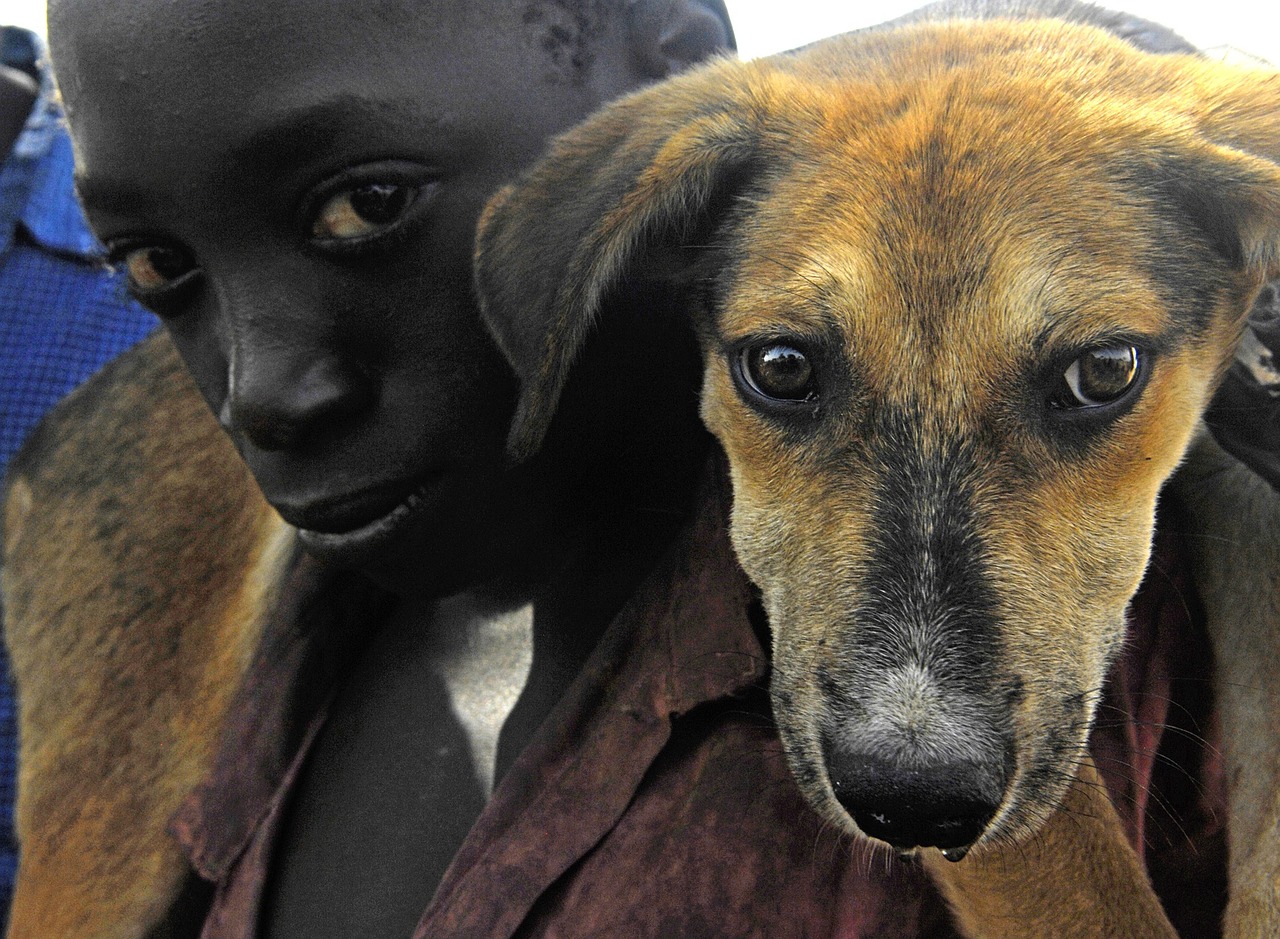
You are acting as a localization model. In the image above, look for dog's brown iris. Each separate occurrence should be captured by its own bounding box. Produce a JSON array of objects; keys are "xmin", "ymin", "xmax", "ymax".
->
[
  {"xmin": 1060, "ymin": 344, "xmax": 1139, "ymax": 407},
  {"xmin": 741, "ymin": 342, "xmax": 816, "ymax": 402}
]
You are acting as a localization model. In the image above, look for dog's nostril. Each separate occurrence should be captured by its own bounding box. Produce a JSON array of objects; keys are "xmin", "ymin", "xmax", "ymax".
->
[{"xmin": 828, "ymin": 753, "xmax": 1002, "ymax": 851}]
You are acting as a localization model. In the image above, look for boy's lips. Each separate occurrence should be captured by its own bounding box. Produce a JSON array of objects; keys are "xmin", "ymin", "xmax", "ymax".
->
[{"xmin": 285, "ymin": 474, "xmax": 442, "ymax": 561}]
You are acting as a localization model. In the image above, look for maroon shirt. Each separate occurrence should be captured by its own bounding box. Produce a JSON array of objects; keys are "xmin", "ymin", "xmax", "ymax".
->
[{"xmin": 170, "ymin": 470, "xmax": 1224, "ymax": 938}]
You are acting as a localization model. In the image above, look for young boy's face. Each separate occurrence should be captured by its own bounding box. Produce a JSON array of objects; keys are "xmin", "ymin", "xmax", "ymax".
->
[{"xmin": 48, "ymin": 0, "xmax": 676, "ymax": 578}]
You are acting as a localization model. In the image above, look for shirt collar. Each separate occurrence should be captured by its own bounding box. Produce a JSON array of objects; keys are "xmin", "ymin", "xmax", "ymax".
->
[
  {"xmin": 169, "ymin": 550, "xmax": 395, "ymax": 881},
  {"xmin": 423, "ymin": 459, "xmax": 766, "ymax": 934},
  {"xmin": 169, "ymin": 456, "xmax": 767, "ymax": 892},
  {"xmin": 1, "ymin": 26, "xmax": 104, "ymax": 259}
]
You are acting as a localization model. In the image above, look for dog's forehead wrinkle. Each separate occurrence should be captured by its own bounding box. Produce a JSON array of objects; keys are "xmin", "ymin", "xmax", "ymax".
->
[{"xmin": 719, "ymin": 233, "xmax": 867, "ymax": 323}]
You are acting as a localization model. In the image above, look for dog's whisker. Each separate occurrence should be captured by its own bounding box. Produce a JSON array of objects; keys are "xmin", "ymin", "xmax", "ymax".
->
[
  {"xmin": 1091, "ymin": 719, "xmax": 1219, "ymax": 761},
  {"xmin": 740, "ymin": 246, "xmax": 828, "ymax": 294}
]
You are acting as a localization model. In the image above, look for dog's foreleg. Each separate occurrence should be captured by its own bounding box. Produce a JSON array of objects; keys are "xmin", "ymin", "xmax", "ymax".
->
[
  {"xmin": 1171, "ymin": 429, "xmax": 1280, "ymax": 939},
  {"xmin": 921, "ymin": 757, "xmax": 1176, "ymax": 939}
]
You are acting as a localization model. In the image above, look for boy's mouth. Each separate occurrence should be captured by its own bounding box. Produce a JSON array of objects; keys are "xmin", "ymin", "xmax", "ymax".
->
[{"xmin": 288, "ymin": 474, "xmax": 441, "ymax": 560}]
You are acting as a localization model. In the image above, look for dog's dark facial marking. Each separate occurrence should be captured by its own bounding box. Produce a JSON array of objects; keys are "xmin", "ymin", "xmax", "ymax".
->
[
  {"xmin": 816, "ymin": 664, "xmax": 839, "ymax": 700},
  {"xmin": 1116, "ymin": 153, "xmax": 1272, "ymax": 342},
  {"xmin": 840, "ymin": 405, "xmax": 1002, "ymax": 700},
  {"xmin": 799, "ymin": 405, "xmax": 1020, "ymax": 851},
  {"xmin": 1004, "ymin": 676, "xmax": 1026, "ymax": 708}
]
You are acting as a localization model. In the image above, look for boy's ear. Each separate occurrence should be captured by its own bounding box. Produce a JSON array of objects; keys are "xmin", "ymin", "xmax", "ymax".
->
[
  {"xmin": 628, "ymin": 0, "xmax": 736, "ymax": 77},
  {"xmin": 475, "ymin": 61, "xmax": 765, "ymax": 461}
]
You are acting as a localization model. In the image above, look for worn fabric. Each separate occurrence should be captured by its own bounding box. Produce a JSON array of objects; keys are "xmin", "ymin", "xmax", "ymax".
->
[
  {"xmin": 0, "ymin": 25, "xmax": 158, "ymax": 917},
  {"xmin": 1205, "ymin": 283, "xmax": 1280, "ymax": 494},
  {"xmin": 171, "ymin": 464, "xmax": 1225, "ymax": 938}
]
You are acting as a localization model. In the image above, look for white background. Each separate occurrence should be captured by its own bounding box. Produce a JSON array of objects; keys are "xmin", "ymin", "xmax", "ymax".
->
[{"xmin": 5, "ymin": 0, "xmax": 1277, "ymax": 67}]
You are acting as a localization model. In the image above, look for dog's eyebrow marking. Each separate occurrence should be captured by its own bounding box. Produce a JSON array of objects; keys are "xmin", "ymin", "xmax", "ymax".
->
[
  {"xmin": 731, "ymin": 264, "xmax": 822, "ymax": 308},
  {"xmin": 744, "ymin": 247, "xmax": 837, "ymax": 296},
  {"xmin": 712, "ymin": 289, "xmax": 847, "ymax": 350},
  {"xmin": 1029, "ymin": 315, "xmax": 1172, "ymax": 361},
  {"xmin": 716, "ymin": 246, "xmax": 874, "ymax": 343}
]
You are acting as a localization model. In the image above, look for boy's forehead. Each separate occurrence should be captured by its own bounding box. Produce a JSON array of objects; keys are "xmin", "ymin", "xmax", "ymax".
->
[
  {"xmin": 50, "ymin": 0, "xmax": 651, "ymax": 249},
  {"xmin": 50, "ymin": 0, "xmax": 620, "ymax": 180},
  {"xmin": 51, "ymin": 0, "xmax": 606, "ymax": 95}
]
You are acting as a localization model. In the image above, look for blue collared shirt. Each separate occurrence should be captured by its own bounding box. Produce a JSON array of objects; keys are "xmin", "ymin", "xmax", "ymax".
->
[{"xmin": 0, "ymin": 25, "xmax": 158, "ymax": 915}]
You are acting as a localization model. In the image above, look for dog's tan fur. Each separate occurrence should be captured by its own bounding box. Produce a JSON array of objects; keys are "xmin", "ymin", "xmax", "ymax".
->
[
  {"xmin": 917, "ymin": 758, "xmax": 1172, "ymax": 937},
  {"xmin": 476, "ymin": 18, "xmax": 1279, "ymax": 936},
  {"xmin": 1, "ymin": 334, "xmax": 289, "ymax": 938}
]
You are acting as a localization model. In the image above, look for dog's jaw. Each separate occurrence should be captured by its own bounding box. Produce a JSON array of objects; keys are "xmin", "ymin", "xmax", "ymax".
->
[{"xmin": 759, "ymin": 566, "xmax": 1133, "ymax": 857}]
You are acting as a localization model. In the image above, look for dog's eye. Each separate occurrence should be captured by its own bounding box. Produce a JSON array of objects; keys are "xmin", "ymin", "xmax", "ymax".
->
[
  {"xmin": 739, "ymin": 342, "xmax": 817, "ymax": 402},
  {"xmin": 1053, "ymin": 344, "xmax": 1140, "ymax": 408},
  {"xmin": 113, "ymin": 244, "xmax": 200, "ymax": 297},
  {"xmin": 312, "ymin": 183, "xmax": 418, "ymax": 241}
]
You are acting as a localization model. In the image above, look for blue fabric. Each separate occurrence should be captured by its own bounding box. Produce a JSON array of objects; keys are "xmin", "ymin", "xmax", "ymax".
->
[{"xmin": 0, "ymin": 26, "xmax": 158, "ymax": 920}]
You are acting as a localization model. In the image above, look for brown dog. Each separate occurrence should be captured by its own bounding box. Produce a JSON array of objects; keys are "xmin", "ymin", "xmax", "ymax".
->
[{"xmin": 476, "ymin": 17, "xmax": 1279, "ymax": 937}]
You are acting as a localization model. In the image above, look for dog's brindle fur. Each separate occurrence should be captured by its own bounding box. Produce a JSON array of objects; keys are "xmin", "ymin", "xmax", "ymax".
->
[
  {"xmin": 476, "ymin": 18, "xmax": 1279, "ymax": 937},
  {"xmin": 2, "ymin": 334, "xmax": 291, "ymax": 935}
]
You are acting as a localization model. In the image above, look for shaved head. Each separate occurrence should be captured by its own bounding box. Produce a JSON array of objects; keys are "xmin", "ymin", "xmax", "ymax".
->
[{"xmin": 46, "ymin": 0, "xmax": 732, "ymax": 588}]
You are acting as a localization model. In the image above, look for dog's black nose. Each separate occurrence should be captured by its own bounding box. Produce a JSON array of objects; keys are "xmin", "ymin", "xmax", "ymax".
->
[{"xmin": 827, "ymin": 753, "xmax": 1002, "ymax": 851}]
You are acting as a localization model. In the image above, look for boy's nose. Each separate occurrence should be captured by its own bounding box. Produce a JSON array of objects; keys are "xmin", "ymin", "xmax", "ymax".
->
[{"xmin": 221, "ymin": 352, "xmax": 373, "ymax": 451}]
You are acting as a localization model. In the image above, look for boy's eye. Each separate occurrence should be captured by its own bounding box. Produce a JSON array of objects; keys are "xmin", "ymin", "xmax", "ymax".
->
[
  {"xmin": 311, "ymin": 183, "xmax": 417, "ymax": 240},
  {"xmin": 120, "ymin": 245, "xmax": 198, "ymax": 293}
]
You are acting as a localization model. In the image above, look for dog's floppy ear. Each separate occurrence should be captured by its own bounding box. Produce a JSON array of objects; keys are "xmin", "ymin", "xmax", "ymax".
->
[
  {"xmin": 1154, "ymin": 73, "xmax": 1280, "ymax": 280},
  {"xmin": 1150, "ymin": 140, "xmax": 1280, "ymax": 277},
  {"xmin": 476, "ymin": 60, "xmax": 770, "ymax": 461}
]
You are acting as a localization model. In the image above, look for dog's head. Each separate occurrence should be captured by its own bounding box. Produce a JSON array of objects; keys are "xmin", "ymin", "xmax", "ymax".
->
[{"xmin": 476, "ymin": 20, "xmax": 1279, "ymax": 858}]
